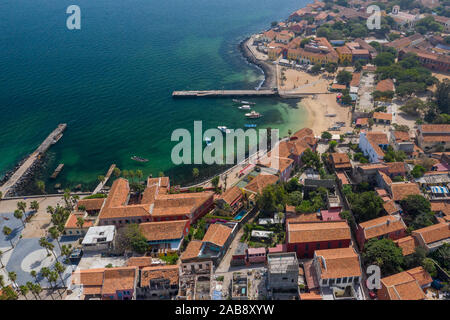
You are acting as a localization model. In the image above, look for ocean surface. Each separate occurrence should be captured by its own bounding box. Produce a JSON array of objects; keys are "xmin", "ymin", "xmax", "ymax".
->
[{"xmin": 0, "ymin": 0, "xmax": 309, "ymax": 192}]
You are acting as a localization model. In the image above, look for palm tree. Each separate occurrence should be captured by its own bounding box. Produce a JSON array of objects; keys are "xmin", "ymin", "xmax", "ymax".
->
[
  {"xmin": 128, "ymin": 170, "xmax": 135, "ymax": 182},
  {"xmin": 288, "ymin": 129, "xmax": 292, "ymax": 138},
  {"xmin": 17, "ymin": 201, "xmax": 27, "ymax": 213},
  {"xmin": 49, "ymin": 271, "xmax": 61, "ymax": 298},
  {"xmin": 122, "ymin": 169, "xmax": 129, "ymax": 180},
  {"xmin": 135, "ymin": 169, "xmax": 143, "ymax": 182},
  {"xmin": 0, "ymin": 274, "xmax": 5, "ymax": 288},
  {"xmin": 8, "ymin": 271, "xmax": 18, "ymax": 289},
  {"xmin": 39, "ymin": 237, "xmax": 50, "ymax": 256},
  {"xmin": 97, "ymin": 175, "xmax": 105, "ymax": 184},
  {"xmin": 36, "ymin": 180, "xmax": 46, "ymax": 194},
  {"xmin": 192, "ymin": 168, "xmax": 199, "ymax": 179},
  {"xmin": 14, "ymin": 209, "xmax": 25, "ymax": 228},
  {"xmin": 48, "ymin": 226, "xmax": 62, "ymax": 251},
  {"xmin": 113, "ymin": 167, "xmax": 121, "ymax": 178},
  {"xmin": 63, "ymin": 189, "xmax": 73, "ymax": 210},
  {"xmin": 32, "ymin": 283, "xmax": 43, "ymax": 300},
  {"xmin": 3, "ymin": 226, "xmax": 13, "ymax": 248},
  {"xmin": 46, "ymin": 205, "xmax": 55, "ymax": 215},
  {"xmin": 76, "ymin": 217, "xmax": 85, "ymax": 235},
  {"xmin": 46, "ymin": 241, "xmax": 57, "ymax": 260},
  {"xmin": 26, "ymin": 281, "xmax": 37, "ymax": 299},
  {"xmin": 19, "ymin": 285, "xmax": 29, "ymax": 300},
  {"xmin": 30, "ymin": 270, "xmax": 39, "ymax": 284},
  {"xmin": 158, "ymin": 171, "xmax": 164, "ymax": 177},
  {"xmin": 30, "ymin": 200, "xmax": 39, "ymax": 212},
  {"xmin": 54, "ymin": 262, "xmax": 66, "ymax": 289},
  {"xmin": 61, "ymin": 244, "xmax": 73, "ymax": 263}
]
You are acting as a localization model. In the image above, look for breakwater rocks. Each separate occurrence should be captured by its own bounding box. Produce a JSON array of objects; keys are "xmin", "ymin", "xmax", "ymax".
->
[{"xmin": 239, "ymin": 37, "xmax": 277, "ymax": 90}]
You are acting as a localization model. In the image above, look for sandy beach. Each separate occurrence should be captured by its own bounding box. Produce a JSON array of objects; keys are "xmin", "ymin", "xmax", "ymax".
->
[{"xmin": 302, "ymin": 94, "xmax": 353, "ymax": 136}]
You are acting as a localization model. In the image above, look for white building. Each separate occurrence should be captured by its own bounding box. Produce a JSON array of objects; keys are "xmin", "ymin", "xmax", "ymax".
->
[
  {"xmin": 81, "ymin": 225, "xmax": 116, "ymax": 252},
  {"xmin": 359, "ymin": 131, "xmax": 389, "ymax": 163}
]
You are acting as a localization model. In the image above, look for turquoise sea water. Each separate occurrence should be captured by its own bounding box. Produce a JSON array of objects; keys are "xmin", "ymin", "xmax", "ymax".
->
[{"xmin": 0, "ymin": 0, "xmax": 309, "ymax": 192}]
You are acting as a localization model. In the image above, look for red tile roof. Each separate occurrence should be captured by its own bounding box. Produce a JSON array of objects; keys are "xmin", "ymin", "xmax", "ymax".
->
[
  {"xmin": 287, "ymin": 221, "xmax": 351, "ymax": 243},
  {"xmin": 202, "ymin": 223, "xmax": 232, "ymax": 247},
  {"xmin": 139, "ymin": 220, "xmax": 188, "ymax": 242}
]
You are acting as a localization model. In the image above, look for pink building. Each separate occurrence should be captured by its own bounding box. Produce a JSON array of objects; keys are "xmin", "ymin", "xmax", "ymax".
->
[{"xmin": 247, "ymin": 247, "xmax": 266, "ymax": 264}]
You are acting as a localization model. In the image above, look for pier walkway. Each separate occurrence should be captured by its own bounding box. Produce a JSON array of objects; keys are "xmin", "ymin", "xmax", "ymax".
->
[
  {"xmin": 92, "ymin": 164, "xmax": 116, "ymax": 194},
  {"xmin": 0, "ymin": 124, "xmax": 67, "ymax": 198},
  {"xmin": 172, "ymin": 89, "xmax": 328, "ymax": 99}
]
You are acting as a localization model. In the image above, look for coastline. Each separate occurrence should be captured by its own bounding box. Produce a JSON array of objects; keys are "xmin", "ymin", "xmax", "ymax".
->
[{"xmin": 239, "ymin": 37, "xmax": 277, "ymax": 89}]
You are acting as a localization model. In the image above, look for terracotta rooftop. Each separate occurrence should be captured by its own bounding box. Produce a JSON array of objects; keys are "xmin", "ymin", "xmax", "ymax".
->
[
  {"xmin": 394, "ymin": 236, "xmax": 418, "ymax": 256},
  {"xmin": 365, "ymin": 132, "xmax": 389, "ymax": 157},
  {"xmin": 383, "ymin": 200, "xmax": 400, "ymax": 215},
  {"xmin": 244, "ymin": 174, "xmax": 278, "ymax": 194},
  {"xmin": 126, "ymin": 257, "xmax": 153, "ymax": 268},
  {"xmin": 141, "ymin": 265, "xmax": 179, "ymax": 287},
  {"xmin": 393, "ymin": 131, "xmax": 410, "ymax": 142},
  {"xmin": 386, "ymin": 162, "xmax": 406, "ymax": 175},
  {"xmin": 139, "ymin": 220, "xmax": 188, "ymax": 242},
  {"xmin": 380, "ymin": 267, "xmax": 431, "ymax": 300},
  {"xmin": 315, "ymin": 247, "xmax": 362, "ymax": 279},
  {"xmin": 420, "ymin": 124, "xmax": 450, "ymax": 133},
  {"xmin": 391, "ymin": 183, "xmax": 422, "ymax": 201},
  {"xmin": 287, "ymin": 221, "xmax": 351, "ymax": 243},
  {"xmin": 77, "ymin": 198, "xmax": 105, "ymax": 211},
  {"xmin": 202, "ymin": 223, "xmax": 232, "ymax": 247},
  {"xmin": 373, "ymin": 112, "xmax": 392, "ymax": 121},
  {"xmin": 378, "ymin": 170, "xmax": 392, "ymax": 186},
  {"xmin": 102, "ymin": 267, "xmax": 138, "ymax": 296},
  {"xmin": 64, "ymin": 213, "xmax": 94, "ymax": 230},
  {"xmin": 180, "ymin": 240, "xmax": 203, "ymax": 262},
  {"xmin": 330, "ymin": 153, "xmax": 351, "ymax": 169},
  {"xmin": 219, "ymin": 186, "xmax": 242, "ymax": 206},
  {"xmin": 376, "ymin": 79, "xmax": 395, "ymax": 92},
  {"xmin": 412, "ymin": 222, "xmax": 450, "ymax": 245},
  {"xmin": 359, "ymin": 215, "xmax": 406, "ymax": 240}
]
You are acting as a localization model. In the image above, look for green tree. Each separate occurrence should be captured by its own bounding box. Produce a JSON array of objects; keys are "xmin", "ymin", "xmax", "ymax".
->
[
  {"xmin": 411, "ymin": 165, "xmax": 426, "ymax": 178},
  {"xmin": 97, "ymin": 175, "xmax": 105, "ymax": 184},
  {"xmin": 113, "ymin": 167, "xmax": 121, "ymax": 178},
  {"xmin": 76, "ymin": 217, "xmax": 85, "ymax": 234},
  {"xmin": 400, "ymin": 195, "xmax": 431, "ymax": 218},
  {"xmin": 374, "ymin": 52, "xmax": 395, "ymax": 66},
  {"xmin": 321, "ymin": 131, "xmax": 332, "ymax": 139},
  {"xmin": 211, "ymin": 176, "xmax": 220, "ymax": 189},
  {"xmin": 192, "ymin": 168, "xmax": 200, "ymax": 179},
  {"xmin": 349, "ymin": 191, "xmax": 384, "ymax": 223},
  {"xmin": 328, "ymin": 140, "xmax": 338, "ymax": 152},
  {"xmin": 122, "ymin": 169, "xmax": 129, "ymax": 179},
  {"xmin": 336, "ymin": 70, "xmax": 352, "ymax": 85},
  {"xmin": 19, "ymin": 285, "xmax": 29, "ymax": 300},
  {"xmin": 17, "ymin": 201, "xmax": 27, "ymax": 212},
  {"xmin": 311, "ymin": 64, "xmax": 322, "ymax": 73},
  {"xmin": 135, "ymin": 169, "xmax": 143, "ymax": 182},
  {"xmin": 288, "ymin": 191, "xmax": 303, "ymax": 206},
  {"xmin": 2, "ymin": 226, "xmax": 13, "ymax": 248},
  {"xmin": 30, "ymin": 200, "xmax": 39, "ymax": 212},
  {"xmin": 434, "ymin": 79, "xmax": 450, "ymax": 114},
  {"xmin": 421, "ymin": 258, "xmax": 437, "ymax": 277},
  {"xmin": 14, "ymin": 209, "xmax": 25, "ymax": 228},
  {"xmin": 301, "ymin": 149, "xmax": 322, "ymax": 170},
  {"xmin": 8, "ymin": 271, "xmax": 18, "ymax": 289},
  {"xmin": 48, "ymin": 226, "xmax": 62, "ymax": 251},
  {"xmin": 363, "ymin": 238, "xmax": 404, "ymax": 275}
]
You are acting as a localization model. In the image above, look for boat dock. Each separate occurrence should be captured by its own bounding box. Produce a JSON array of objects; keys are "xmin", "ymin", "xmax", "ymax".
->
[
  {"xmin": 172, "ymin": 89, "xmax": 277, "ymax": 98},
  {"xmin": 50, "ymin": 164, "xmax": 64, "ymax": 179},
  {"xmin": 92, "ymin": 164, "xmax": 116, "ymax": 194},
  {"xmin": 172, "ymin": 90, "xmax": 328, "ymax": 99},
  {"xmin": 0, "ymin": 123, "xmax": 67, "ymax": 197}
]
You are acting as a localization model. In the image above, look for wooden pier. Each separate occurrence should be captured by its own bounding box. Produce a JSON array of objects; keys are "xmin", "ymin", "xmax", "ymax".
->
[
  {"xmin": 92, "ymin": 164, "xmax": 116, "ymax": 194},
  {"xmin": 0, "ymin": 124, "xmax": 67, "ymax": 197},
  {"xmin": 50, "ymin": 164, "xmax": 64, "ymax": 179}
]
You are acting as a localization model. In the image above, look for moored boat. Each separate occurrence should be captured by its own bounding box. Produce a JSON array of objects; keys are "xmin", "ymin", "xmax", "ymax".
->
[
  {"xmin": 131, "ymin": 156, "xmax": 149, "ymax": 162},
  {"xmin": 245, "ymin": 111, "xmax": 262, "ymax": 119}
]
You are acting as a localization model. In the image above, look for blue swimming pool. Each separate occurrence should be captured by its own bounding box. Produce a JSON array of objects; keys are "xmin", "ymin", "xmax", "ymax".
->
[{"xmin": 234, "ymin": 210, "xmax": 246, "ymax": 220}]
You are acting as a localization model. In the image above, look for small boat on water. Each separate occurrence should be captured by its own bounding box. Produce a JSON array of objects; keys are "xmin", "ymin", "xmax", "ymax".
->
[
  {"xmin": 217, "ymin": 126, "xmax": 231, "ymax": 134},
  {"xmin": 244, "ymin": 124, "xmax": 257, "ymax": 128},
  {"xmin": 205, "ymin": 137, "xmax": 212, "ymax": 146},
  {"xmin": 238, "ymin": 104, "xmax": 251, "ymax": 110},
  {"xmin": 325, "ymin": 113, "xmax": 337, "ymax": 117},
  {"xmin": 131, "ymin": 156, "xmax": 149, "ymax": 162},
  {"xmin": 245, "ymin": 111, "xmax": 262, "ymax": 119},
  {"xmin": 233, "ymin": 99, "xmax": 255, "ymax": 105}
]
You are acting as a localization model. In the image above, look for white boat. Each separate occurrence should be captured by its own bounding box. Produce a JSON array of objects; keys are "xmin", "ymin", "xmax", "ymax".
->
[
  {"xmin": 233, "ymin": 99, "xmax": 255, "ymax": 105},
  {"xmin": 238, "ymin": 104, "xmax": 251, "ymax": 110},
  {"xmin": 245, "ymin": 111, "xmax": 262, "ymax": 119},
  {"xmin": 217, "ymin": 126, "xmax": 231, "ymax": 134},
  {"xmin": 325, "ymin": 113, "xmax": 337, "ymax": 117}
]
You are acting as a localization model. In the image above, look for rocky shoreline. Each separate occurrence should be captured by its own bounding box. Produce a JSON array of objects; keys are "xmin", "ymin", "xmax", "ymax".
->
[{"xmin": 239, "ymin": 36, "xmax": 277, "ymax": 90}]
